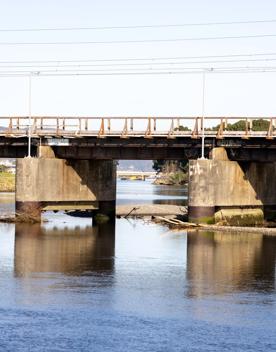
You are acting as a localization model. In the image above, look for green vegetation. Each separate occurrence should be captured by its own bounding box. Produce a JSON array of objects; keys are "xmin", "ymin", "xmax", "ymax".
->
[
  {"xmin": 168, "ymin": 171, "xmax": 188, "ymax": 185},
  {"xmin": 0, "ymin": 165, "xmax": 9, "ymax": 172},
  {"xmin": 94, "ymin": 213, "xmax": 110, "ymax": 224},
  {"xmin": 188, "ymin": 216, "xmax": 215, "ymax": 225},
  {"xmin": 152, "ymin": 160, "xmax": 188, "ymax": 173},
  {"xmin": 215, "ymin": 208, "xmax": 264, "ymax": 226},
  {"xmin": 153, "ymin": 160, "xmax": 188, "ymax": 185},
  {"xmin": 175, "ymin": 125, "xmax": 191, "ymax": 131},
  {"xmin": 226, "ymin": 119, "xmax": 270, "ymax": 131},
  {"xmin": 152, "ymin": 160, "xmax": 165, "ymax": 173},
  {"xmin": 207, "ymin": 118, "xmax": 271, "ymax": 131},
  {"xmin": 0, "ymin": 172, "xmax": 15, "ymax": 192},
  {"xmin": 174, "ymin": 119, "xmax": 271, "ymax": 132}
]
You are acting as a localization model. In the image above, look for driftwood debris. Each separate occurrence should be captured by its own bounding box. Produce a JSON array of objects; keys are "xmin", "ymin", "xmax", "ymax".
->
[
  {"xmin": 152, "ymin": 216, "xmax": 200, "ymax": 228},
  {"xmin": 124, "ymin": 207, "xmax": 140, "ymax": 218},
  {"xmin": 153, "ymin": 216, "xmax": 276, "ymax": 235}
]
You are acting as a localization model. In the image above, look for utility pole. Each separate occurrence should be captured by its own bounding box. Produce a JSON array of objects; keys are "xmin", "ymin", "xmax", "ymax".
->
[
  {"xmin": 28, "ymin": 73, "xmax": 32, "ymax": 157},
  {"xmin": 200, "ymin": 71, "xmax": 206, "ymax": 159}
]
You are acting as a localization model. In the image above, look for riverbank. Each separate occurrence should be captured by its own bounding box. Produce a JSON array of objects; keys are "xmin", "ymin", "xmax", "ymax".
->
[
  {"xmin": 0, "ymin": 172, "xmax": 15, "ymax": 192},
  {"xmin": 116, "ymin": 204, "xmax": 187, "ymax": 217},
  {"xmin": 153, "ymin": 171, "xmax": 187, "ymax": 185},
  {"xmin": 116, "ymin": 204, "xmax": 276, "ymax": 234},
  {"xmin": 0, "ymin": 203, "xmax": 276, "ymax": 234},
  {"xmin": 161, "ymin": 221, "xmax": 276, "ymax": 235}
]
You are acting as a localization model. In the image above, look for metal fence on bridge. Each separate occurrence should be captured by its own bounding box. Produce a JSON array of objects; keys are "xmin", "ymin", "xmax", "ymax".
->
[{"xmin": 0, "ymin": 116, "xmax": 275, "ymax": 139}]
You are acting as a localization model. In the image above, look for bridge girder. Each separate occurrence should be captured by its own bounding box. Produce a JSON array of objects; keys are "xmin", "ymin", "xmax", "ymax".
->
[{"xmin": 0, "ymin": 136, "xmax": 275, "ymax": 161}]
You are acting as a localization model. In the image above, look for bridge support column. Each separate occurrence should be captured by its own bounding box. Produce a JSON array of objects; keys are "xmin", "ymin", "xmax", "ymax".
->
[
  {"xmin": 93, "ymin": 201, "xmax": 116, "ymax": 221},
  {"xmin": 188, "ymin": 147, "xmax": 276, "ymax": 225},
  {"xmin": 16, "ymin": 154, "xmax": 116, "ymax": 222}
]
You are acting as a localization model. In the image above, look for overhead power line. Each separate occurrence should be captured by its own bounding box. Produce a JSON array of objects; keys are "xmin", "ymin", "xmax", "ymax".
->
[
  {"xmin": 2, "ymin": 57, "xmax": 276, "ymax": 69},
  {"xmin": 1, "ymin": 33, "xmax": 276, "ymax": 45},
  {"xmin": 0, "ymin": 65, "xmax": 276, "ymax": 75},
  {"xmin": 0, "ymin": 19, "xmax": 276, "ymax": 32},
  {"xmin": 1, "ymin": 69, "xmax": 276, "ymax": 77},
  {"xmin": 1, "ymin": 69, "xmax": 276, "ymax": 78},
  {"xmin": 1, "ymin": 52, "xmax": 276, "ymax": 64}
]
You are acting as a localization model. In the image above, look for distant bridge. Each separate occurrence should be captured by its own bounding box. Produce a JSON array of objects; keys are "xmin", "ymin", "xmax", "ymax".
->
[{"xmin": 117, "ymin": 171, "xmax": 156, "ymax": 180}]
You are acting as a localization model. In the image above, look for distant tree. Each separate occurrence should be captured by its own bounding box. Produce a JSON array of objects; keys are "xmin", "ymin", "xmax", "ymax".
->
[
  {"xmin": 152, "ymin": 160, "xmax": 166, "ymax": 173},
  {"xmin": 250, "ymin": 119, "xmax": 270, "ymax": 131},
  {"xmin": 206, "ymin": 119, "xmax": 271, "ymax": 132},
  {"xmin": 0, "ymin": 164, "xmax": 8, "ymax": 173},
  {"xmin": 152, "ymin": 160, "xmax": 188, "ymax": 173},
  {"xmin": 179, "ymin": 160, "xmax": 188, "ymax": 173},
  {"xmin": 225, "ymin": 120, "xmax": 246, "ymax": 131},
  {"xmin": 174, "ymin": 125, "xmax": 191, "ymax": 131}
]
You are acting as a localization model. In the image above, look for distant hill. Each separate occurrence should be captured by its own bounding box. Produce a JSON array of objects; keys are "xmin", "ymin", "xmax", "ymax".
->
[{"xmin": 117, "ymin": 160, "xmax": 153, "ymax": 171}]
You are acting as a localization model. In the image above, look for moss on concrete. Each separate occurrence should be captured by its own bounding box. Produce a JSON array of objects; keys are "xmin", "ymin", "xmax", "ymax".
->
[
  {"xmin": 215, "ymin": 208, "xmax": 264, "ymax": 226},
  {"xmin": 190, "ymin": 208, "xmax": 264, "ymax": 226},
  {"xmin": 189, "ymin": 216, "xmax": 215, "ymax": 225},
  {"xmin": 94, "ymin": 213, "xmax": 110, "ymax": 224}
]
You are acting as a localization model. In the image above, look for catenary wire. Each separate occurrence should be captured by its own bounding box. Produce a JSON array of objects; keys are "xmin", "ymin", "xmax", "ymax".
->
[
  {"xmin": 1, "ymin": 33, "xmax": 276, "ymax": 45},
  {"xmin": 0, "ymin": 66, "xmax": 276, "ymax": 75},
  {"xmin": 1, "ymin": 19, "xmax": 276, "ymax": 32},
  {"xmin": 2, "ymin": 57, "xmax": 276, "ymax": 69},
  {"xmin": 1, "ymin": 52, "xmax": 276, "ymax": 64}
]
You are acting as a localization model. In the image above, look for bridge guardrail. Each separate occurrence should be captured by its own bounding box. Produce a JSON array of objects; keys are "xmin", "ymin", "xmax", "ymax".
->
[{"xmin": 0, "ymin": 116, "xmax": 275, "ymax": 139}]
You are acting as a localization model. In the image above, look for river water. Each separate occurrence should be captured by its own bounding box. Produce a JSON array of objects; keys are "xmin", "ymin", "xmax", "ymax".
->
[{"xmin": 0, "ymin": 181, "xmax": 275, "ymax": 351}]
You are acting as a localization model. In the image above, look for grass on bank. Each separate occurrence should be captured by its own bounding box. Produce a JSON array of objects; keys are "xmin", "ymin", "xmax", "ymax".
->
[
  {"xmin": 168, "ymin": 171, "xmax": 188, "ymax": 185},
  {"xmin": 0, "ymin": 172, "xmax": 15, "ymax": 192}
]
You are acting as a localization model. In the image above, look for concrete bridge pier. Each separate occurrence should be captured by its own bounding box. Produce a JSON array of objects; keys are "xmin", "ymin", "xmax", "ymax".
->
[
  {"xmin": 16, "ymin": 146, "xmax": 116, "ymax": 222},
  {"xmin": 188, "ymin": 147, "xmax": 276, "ymax": 225}
]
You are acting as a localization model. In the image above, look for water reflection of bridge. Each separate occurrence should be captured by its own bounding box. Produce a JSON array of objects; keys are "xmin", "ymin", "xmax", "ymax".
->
[
  {"xmin": 14, "ymin": 223, "xmax": 115, "ymax": 276},
  {"xmin": 12, "ymin": 223, "xmax": 276, "ymax": 298},
  {"xmin": 186, "ymin": 231, "xmax": 276, "ymax": 297}
]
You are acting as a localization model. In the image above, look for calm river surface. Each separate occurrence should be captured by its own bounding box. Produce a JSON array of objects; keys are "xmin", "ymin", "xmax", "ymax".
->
[{"xmin": 0, "ymin": 181, "xmax": 275, "ymax": 351}]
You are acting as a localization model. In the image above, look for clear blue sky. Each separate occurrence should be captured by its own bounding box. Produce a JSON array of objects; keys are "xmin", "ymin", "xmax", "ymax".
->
[{"xmin": 0, "ymin": 0, "xmax": 276, "ymax": 124}]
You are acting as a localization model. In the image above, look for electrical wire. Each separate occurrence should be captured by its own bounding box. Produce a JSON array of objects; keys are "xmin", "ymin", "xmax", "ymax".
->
[
  {"xmin": 0, "ymin": 70, "xmax": 275, "ymax": 78},
  {"xmin": 0, "ymin": 66, "xmax": 276, "ymax": 76},
  {"xmin": 1, "ymin": 33, "xmax": 276, "ymax": 45},
  {"xmin": 1, "ymin": 52, "xmax": 276, "ymax": 64},
  {"xmin": 0, "ymin": 19, "xmax": 276, "ymax": 32},
  {"xmin": 2, "ymin": 57, "xmax": 276, "ymax": 69}
]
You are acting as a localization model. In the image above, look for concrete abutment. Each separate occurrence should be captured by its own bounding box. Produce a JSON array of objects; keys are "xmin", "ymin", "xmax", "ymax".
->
[
  {"xmin": 188, "ymin": 147, "xmax": 276, "ymax": 225},
  {"xmin": 15, "ymin": 148, "xmax": 116, "ymax": 222}
]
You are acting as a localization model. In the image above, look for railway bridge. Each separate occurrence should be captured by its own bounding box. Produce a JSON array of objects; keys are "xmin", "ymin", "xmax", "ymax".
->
[{"xmin": 1, "ymin": 115, "xmax": 276, "ymax": 224}]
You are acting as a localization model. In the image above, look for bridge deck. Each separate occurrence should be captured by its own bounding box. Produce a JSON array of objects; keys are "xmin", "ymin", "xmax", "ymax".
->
[
  {"xmin": 0, "ymin": 116, "xmax": 275, "ymax": 161},
  {"xmin": 1, "ymin": 129, "xmax": 276, "ymax": 139}
]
